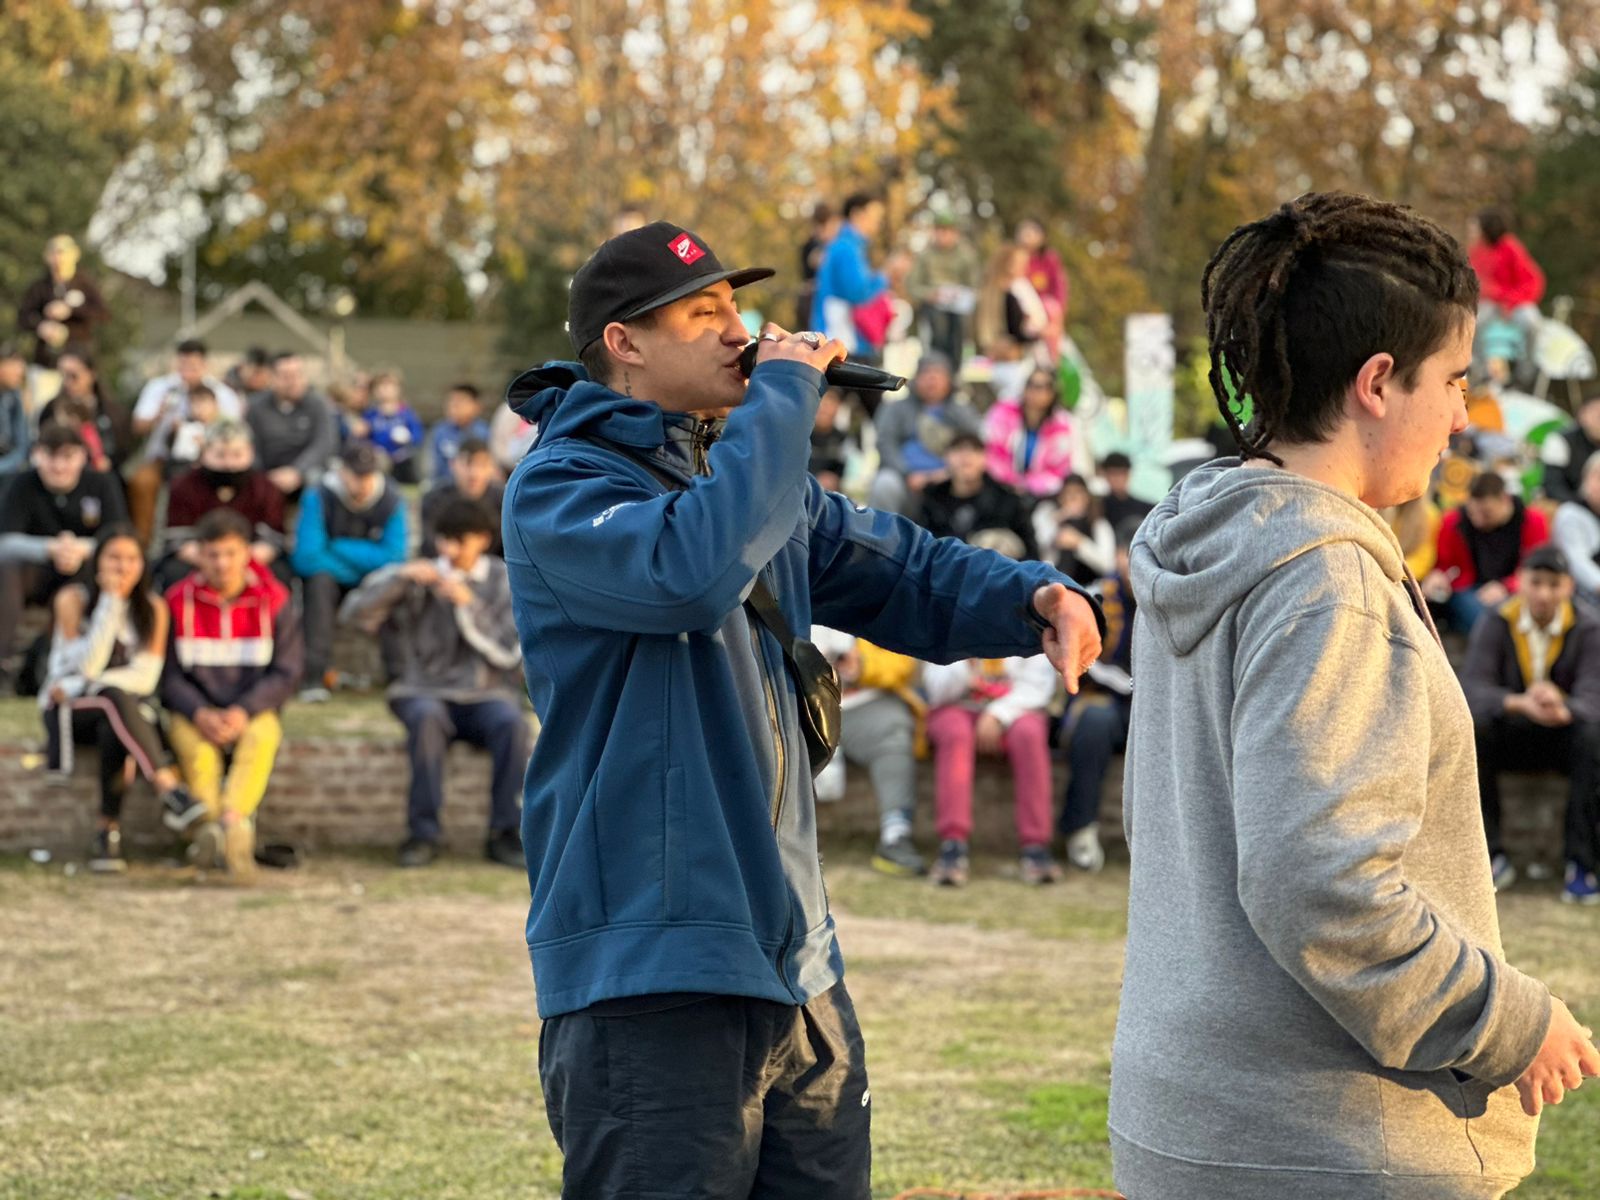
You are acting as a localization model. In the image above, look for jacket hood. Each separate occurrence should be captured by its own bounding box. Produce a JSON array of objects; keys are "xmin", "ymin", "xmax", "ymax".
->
[
  {"xmin": 322, "ymin": 466, "xmax": 387, "ymax": 512},
  {"xmin": 1131, "ymin": 458, "xmax": 1407, "ymax": 656},
  {"xmin": 507, "ymin": 360, "xmax": 686, "ymax": 450}
]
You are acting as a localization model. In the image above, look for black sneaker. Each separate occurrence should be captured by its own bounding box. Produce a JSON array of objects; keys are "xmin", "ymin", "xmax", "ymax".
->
[
  {"xmin": 160, "ymin": 785, "xmax": 208, "ymax": 833},
  {"xmin": 930, "ymin": 839, "xmax": 969, "ymax": 887},
  {"xmin": 871, "ymin": 836, "xmax": 926, "ymax": 877},
  {"xmin": 89, "ymin": 827, "xmax": 127, "ymax": 873},
  {"xmin": 485, "ymin": 829, "xmax": 524, "ymax": 869},
  {"xmin": 397, "ymin": 837, "xmax": 440, "ymax": 868}
]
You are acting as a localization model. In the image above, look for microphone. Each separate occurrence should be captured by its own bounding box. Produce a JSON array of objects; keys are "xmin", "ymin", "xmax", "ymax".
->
[{"xmin": 737, "ymin": 341, "xmax": 907, "ymax": 391}]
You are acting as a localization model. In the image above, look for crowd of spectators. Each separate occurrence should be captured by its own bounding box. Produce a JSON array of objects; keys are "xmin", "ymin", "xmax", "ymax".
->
[
  {"xmin": 4, "ymin": 212, "xmax": 1593, "ymax": 904},
  {"xmin": 2, "ymin": 233, "xmax": 528, "ymax": 879}
]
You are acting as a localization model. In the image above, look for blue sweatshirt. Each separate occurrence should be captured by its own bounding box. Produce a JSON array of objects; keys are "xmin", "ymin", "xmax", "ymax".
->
[
  {"xmin": 502, "ymin": 359, "xmax": 1098, "ymax": 1018},
  {"xmin": 809, "ymin": 225, "xmax": 886, "ymax": 352}
]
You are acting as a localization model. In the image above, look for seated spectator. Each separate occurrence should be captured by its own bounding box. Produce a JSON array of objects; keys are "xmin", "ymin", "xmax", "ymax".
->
[
  {"xmin": 1383, "ymin": 495, "xmax": 1441, "ymax": 580},
  {"xmin": 984, "ymin": 366, "xmax": 1079, "ymax": 501},
  {"xmin": 0, "ymin": 425, "xmax": 128, "ymax": 691},
  {"xmin": 364, "ymin": 370, "xmax": 425, "ymax": 484},
  {"xmin": 1539, "ymin": 395, "xmax": 1600, "ymax": 505},
  {"xmin": 247, "ymin": 351, "xmax": 340, "ymax": 500},
  {"xmin": 1097, "ymin": 452, "xmax": 1153, "ymax": 532},
  {"xmin": 1553, "ymin": 451, "xmax": 1600, "ymax": 607},
  {"xmin": 1461, "ymin": 546, "xmax": 1600, "ymax": 904},
  {"xmin": 917, "ymin": 432, "xmax": 1037, "ymax": 560},
  {"xmin": 1423, "ymin": 471, "xmax": 1547, "ymax": 632},
  {"xmin": 1057, "ymin": 519, "xmax": 1140, "ymax": 873},
  {"xmin": 38, "ymin": 525, "xmax": 205, "ymax": 871},
  {"xmin": 868, "ymin": 352, "xmax": 981, "ymax": 515},
  {"xmin": 127, "ymin": 339, "xmax": 244, "ymax": 542},
  {"xmin": 163, "ymin": 509, "xmax": 303, "ymax": 878},
  {"xmin": 924, "ymin": 650, "xmax": 1060, "ymax": 886},
  {"xmin": 329, "ymin": 379, "xmax": 371, "ymax": 445},
  {"xmin": 289, "ymin": 441, "xmax": 408, "ymax": 701},
  {"xmin": 39, "ymin": 348, "xmax": 125, "ymax": 471},
  {"xmin": 424, "ymin": 382, "xmax": 491, "ymax": 482},
  {"xmin": 155, "ymin": 420, "xmax": 287, "ymax": 592},
  {"xmin": 0, "ymin": 342, "xmax": 30, "ymax": 481},
  {"xmin": 1035, "ymin": 473, "xmax": 1114, "ymax": 587},
  {"xmin": 222, "ymin": 345, "xmax": 273, "ymax": 398},
  {"xmin": 808, "ymin": 386, "xmax": 856, "ymax": 493},
  {"xmin": 420, "ymin": 436, "xmax": 503, "ymax": 558},
  {"xmin": 340, "ymin": 498, "xmax": 530, "ymax": 868},
  {"xmin": 17, "ymin": 234, "xmax": 109, "ymax": 367},
  {"xmin": 488, "ymin": 398, "xmax": 540, "ymax": 475},
  {"xmin": 811, "ymin": 627, "xmax": 927, "ymax": 876}
]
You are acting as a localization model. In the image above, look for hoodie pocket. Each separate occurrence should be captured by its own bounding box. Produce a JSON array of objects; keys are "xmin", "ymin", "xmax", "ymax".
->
[{"xmin": 1377, "ymin": 1069, "xmax": 1483, "ymax": 1176}]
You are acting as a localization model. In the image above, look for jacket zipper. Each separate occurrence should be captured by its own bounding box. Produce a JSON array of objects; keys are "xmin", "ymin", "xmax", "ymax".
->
[{"xmin": 751, "ymin": 615, "xmax": 788, "ymax": 830}]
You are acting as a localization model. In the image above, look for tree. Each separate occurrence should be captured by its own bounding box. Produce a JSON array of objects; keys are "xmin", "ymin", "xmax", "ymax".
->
[{"xmin": 0, "ymin": 1, "xmax": 173, "ymax": 307}]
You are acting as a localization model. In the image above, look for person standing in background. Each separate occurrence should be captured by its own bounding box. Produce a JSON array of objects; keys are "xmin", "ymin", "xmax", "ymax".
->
[
  {"xmin": 796, "ymin": 202, "xmax": 839, "ymax": 331},
  {"xmin": 1016, "ymin": 218, "xmax": 1067, "ymax": 356},
  {"xmin": 908, "ymin": 214, "xmax": 980, "ymax": 369},
  {"xmin": 17, "ymin": 235, "xmax": 109, "ymax": 367}
]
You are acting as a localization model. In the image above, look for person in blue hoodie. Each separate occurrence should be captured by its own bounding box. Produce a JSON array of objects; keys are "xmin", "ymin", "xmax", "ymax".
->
[
  {"xmin": 502, "ymin": 220, "xmax": 1104, "ymax": 1199},
  {"xmin": 289, "ymin": 440, "xmax": 407, "ymax": 701},
  {"xmin": 809, "ymin": 192, "xmax": 906, "ymax": 358}
]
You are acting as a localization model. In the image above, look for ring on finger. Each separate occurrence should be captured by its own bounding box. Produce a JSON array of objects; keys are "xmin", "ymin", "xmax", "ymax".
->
[{"xmin": 800, "ymin": 331, "xmax": 822, "ymax": 346}]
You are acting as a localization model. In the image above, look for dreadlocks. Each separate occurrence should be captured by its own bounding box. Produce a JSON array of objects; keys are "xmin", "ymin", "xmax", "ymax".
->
[{"xmin": 1201, "ymin": 191, "xmax": 1478, "ymax": 464}]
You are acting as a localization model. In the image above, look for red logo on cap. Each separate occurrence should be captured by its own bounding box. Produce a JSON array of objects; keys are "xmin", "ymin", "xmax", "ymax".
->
[{"xmin": 668, "ymin": 233, "xmax": 706, "ymax": 266}]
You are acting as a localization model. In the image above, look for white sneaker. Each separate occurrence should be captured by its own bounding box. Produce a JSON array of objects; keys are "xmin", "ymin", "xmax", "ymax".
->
[
  {"xmin": 296, "ymin": 685, "xmax": 331, "ymax": 704},
  {"xmin": 1066, "ymin": 826, "xmax": 1105, "ymax": 873}
]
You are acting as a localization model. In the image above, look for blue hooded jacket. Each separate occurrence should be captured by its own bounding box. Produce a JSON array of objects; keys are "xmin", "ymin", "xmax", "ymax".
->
[{"xmin": 502, "ymin": 357, "xmax": 1098, "ymax": 1018}]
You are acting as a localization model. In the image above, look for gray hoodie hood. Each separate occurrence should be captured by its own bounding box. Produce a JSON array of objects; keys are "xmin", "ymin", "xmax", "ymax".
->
[{"xmin": 1132, "ymin": 458, "xmax": 1409, "ymax": 656}]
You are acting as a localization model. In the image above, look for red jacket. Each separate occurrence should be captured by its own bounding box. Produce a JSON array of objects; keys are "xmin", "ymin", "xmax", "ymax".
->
[
  {"xmin": 1469, "ymin": 234, "xmax": 1545, "ymax": 309},
  {"xmin": 160, "ymin": 561, "xmax": 303, "ymax": 717},
  {"xmin": 1435, "ymin": 501, "xmax": 1548, "ymax": 593}
]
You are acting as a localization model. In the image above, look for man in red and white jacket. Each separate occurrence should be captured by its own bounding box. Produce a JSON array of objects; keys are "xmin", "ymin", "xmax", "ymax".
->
[
  {"xmin": 1423, "ymin": 470, "xmax": 1548, "ymax": 634},
  {"xmin": 161, "ymin": 507, "xmax": 303, "ymax": 875}
]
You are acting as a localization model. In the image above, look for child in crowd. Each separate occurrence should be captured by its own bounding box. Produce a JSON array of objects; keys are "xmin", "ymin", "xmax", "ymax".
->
[
  {"xmin": 1036, "ymin": 473, "xmax": 1115, "ymax": 587},
  {"xmin": 37, "ymin": 525, "xmax": 205, "ymax": 871},
  {"xmin": 923, "ymin": 650, "xmax": 1061, "ymax": 887},
  {"xmin": 148, "ymin": 383, "xmax": 220, "ymax": 479},
  {"xmin": 425, "ymin": 383, "xmax": 491, "ymax": 482},
  {"xmin": 363, "ymin": 371, "xmax": 425, "ymax": 484}
]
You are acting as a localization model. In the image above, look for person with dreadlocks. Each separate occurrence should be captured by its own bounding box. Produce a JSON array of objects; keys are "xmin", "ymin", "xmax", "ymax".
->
[{"xmin": 1108, "ymin": 192, "xmax": 1599, "ymax": 1199}]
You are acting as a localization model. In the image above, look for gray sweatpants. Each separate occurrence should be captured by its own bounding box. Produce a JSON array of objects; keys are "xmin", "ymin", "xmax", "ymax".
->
[{"xmin": 839, "ymin": 694, "xmax": 918, "ymax": 841}]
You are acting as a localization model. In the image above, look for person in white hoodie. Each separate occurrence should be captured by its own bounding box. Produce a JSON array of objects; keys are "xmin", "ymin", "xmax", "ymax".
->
[{"xmin": 1111, "ymin": 191, "xmax": 1600, "ymax": 1200}]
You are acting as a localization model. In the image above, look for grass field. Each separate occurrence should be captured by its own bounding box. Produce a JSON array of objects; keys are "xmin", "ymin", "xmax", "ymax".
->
[{"xmin": 0, "ymin": 845, "xmax": 1595, "ymax": 1199}]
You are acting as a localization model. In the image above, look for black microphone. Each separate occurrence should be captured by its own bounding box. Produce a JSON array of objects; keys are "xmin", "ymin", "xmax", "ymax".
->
[{"xmin": 737, "ymin": 341, "xmax": 907, "ymax": 391}]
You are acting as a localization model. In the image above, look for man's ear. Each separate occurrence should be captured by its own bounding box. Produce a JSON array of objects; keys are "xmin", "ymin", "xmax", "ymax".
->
[
  {"xmin": 1351, "ymin": 352, "xmax": 1396, "ymax": 421},
  {"xmin": 602, "ymin": 322, "xmax": 646, "ymax": 371}
]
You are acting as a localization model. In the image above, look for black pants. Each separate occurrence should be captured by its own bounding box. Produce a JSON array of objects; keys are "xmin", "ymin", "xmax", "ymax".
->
[
  {"xmin": 920, "ymin": 306, "xmax": 966, "ymax": 371},
  {"xmin": 538, "ymin": 983, "xmax": 871, "ymax": 1199},
  {"xmin": 300, "ymin": 573, "xmax": 356, "ymax": 685},
  {"xmin": 44, "ymin": 689, "xmax": 172, "ymax": 819},
  {"xmin": 1475, "ymin": 714, "xmax": 1600, "ymax": 871}
]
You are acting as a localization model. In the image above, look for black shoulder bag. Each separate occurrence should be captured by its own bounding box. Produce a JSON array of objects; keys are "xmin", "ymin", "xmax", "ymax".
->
[{"xmin": 577, "ymin": 435, "xmax": 841, "ymax": 775}]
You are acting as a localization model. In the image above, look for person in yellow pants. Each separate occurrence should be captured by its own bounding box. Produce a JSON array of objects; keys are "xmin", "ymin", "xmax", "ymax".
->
[
  {"xmin": 161, "ymin": 508, "xmax": 304, "ymax": 879},
  {"xmin": 167, "ymin": 711, "xmax": 282, "ymax": 875}
]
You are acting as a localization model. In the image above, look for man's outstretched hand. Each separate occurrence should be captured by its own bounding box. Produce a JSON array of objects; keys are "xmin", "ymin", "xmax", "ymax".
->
[{"xmin": 1033, "ymin": 583, "xmax": 1102, "ymax": 696}]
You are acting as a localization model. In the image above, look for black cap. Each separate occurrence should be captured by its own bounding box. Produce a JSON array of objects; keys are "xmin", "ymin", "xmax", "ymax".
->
[
  {"xmin": 1523, "ymin": 545, "xmax": 1570, "ymax": 576},
  {"xmin": 566, "ymin": 221, "xmax": 774, "ymax": 354}
]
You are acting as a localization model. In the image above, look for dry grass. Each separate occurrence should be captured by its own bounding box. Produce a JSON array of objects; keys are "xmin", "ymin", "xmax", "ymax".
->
[{"xmin": 0, "ymin": 845, "xmax": 1594, "ymax": 1199}]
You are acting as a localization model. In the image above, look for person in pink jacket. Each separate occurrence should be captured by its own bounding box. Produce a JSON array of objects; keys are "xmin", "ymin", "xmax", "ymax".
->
[{"xmin": 984, "ymin": 366, "xmax": 1079, "ymax": 501}]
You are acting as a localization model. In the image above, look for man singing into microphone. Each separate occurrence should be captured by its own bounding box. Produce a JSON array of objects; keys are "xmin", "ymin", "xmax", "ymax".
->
[{"xmin": 501, "ymin": 220, "xmax": 1103, "ymax": 1198}]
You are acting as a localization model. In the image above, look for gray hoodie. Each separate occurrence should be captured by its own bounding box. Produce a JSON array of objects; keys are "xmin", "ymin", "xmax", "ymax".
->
[{"xmin": 1110, "ymin": 460, "xmax": 1552, "ymax": 1200}]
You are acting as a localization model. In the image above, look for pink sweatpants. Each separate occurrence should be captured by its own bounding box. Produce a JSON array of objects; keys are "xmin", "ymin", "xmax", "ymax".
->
[{"xmin": 926, "ymin": 706, "xmax": 1053, "ymax": 847}]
